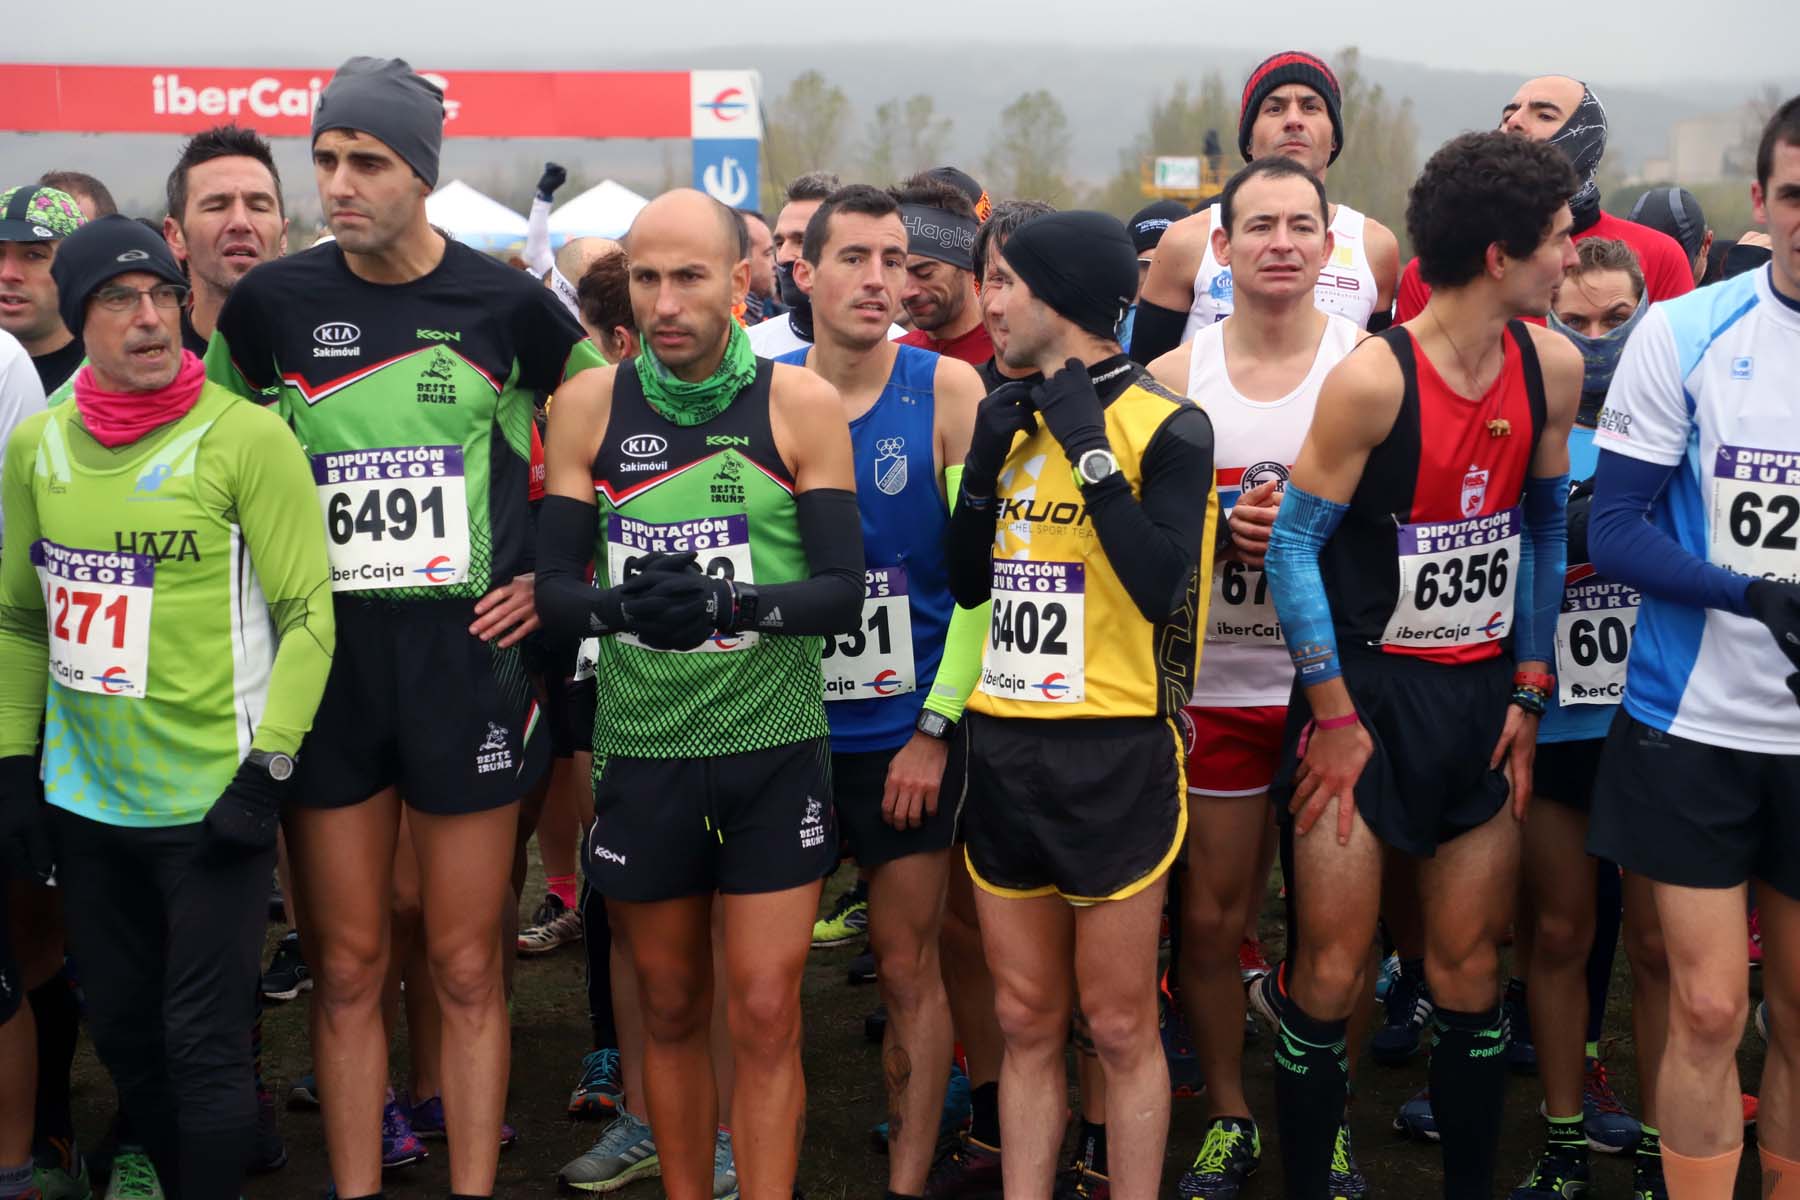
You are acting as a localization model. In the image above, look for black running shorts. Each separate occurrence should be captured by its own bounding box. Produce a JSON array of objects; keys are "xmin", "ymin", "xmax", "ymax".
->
[
  {"xmin": 1534, "ymin": 736, "xmax": 1606, "ymax": 812},
  {"xmin": 830, "ymin": 737, "xmax": 963, "ymax": 871}
]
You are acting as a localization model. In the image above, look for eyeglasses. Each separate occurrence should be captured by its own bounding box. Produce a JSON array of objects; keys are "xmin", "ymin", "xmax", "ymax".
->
[{"xmin": 91, "ymin": 283, "xmax": 190, "ymax": 313}]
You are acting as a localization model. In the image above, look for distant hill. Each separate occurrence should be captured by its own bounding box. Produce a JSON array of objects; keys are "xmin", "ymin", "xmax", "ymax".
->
[{"xmin": 0, "ymin": 44, "xmax": 1754, "ymax": 223}]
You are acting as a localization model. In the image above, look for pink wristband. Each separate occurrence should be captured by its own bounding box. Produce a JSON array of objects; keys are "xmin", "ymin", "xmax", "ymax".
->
[{"xmin": 1314, "ymin": 711, "xmax": 1360, "ymax": 731}]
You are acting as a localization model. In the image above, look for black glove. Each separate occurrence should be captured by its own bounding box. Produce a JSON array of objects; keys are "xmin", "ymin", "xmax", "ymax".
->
[
  {"xmin": 0, "ymin": 756, "xmax": 50, "ymax": 882},
  {"xmin": 963, "ymin": 381, "xmax": 1038, "ymax": 496},
  {"xmin": 592, "ymin": 551, "xmax": 701, "ymax": 633},
  {"xmin": 198, "ymin": 756, "xmax": 289, "ymax": 863},
  {"xmin": 536, "ymin": 162, "xmax": 568, "ymax": 202},
  {"xmin": 1747, "ymin": 579, "xmax": 1800, "ymax": 703},
  {"xmin": 631, "ymin": 570, "xmax": 737, "ymax": 652},
  {"xmin": 1031, "ymin": 358, "xmax": 1110, "ymax": 459}
]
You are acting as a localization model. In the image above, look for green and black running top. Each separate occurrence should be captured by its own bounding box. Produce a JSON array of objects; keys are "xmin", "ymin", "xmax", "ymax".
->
[
  {"xmin": 205, "ymin": 238, "xmax": 602, "ymax": 602},
  {"xmin": 592, "ymin": 359, "xmax": 828, "ymax": 759}
]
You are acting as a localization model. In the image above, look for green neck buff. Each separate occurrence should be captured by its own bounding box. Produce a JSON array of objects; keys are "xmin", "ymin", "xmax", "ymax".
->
[{"xmin": 634, "ymin": 319, "xmax": 757, "ymax": 427}]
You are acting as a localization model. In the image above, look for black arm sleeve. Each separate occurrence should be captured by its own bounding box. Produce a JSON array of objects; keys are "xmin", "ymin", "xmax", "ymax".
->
[
  {"xmin": 739, "ymin": 487, "xmax": 865, "ymax": 636},
  {"xmin": 533, "ymin": 495, "xmax": 625, "ymax": 638},
  {"xmin": 513, "ymin": 283, "xmax": 592, "ymax": 393},
  {"xmin": 1128, "ymin": 299, "xmax": 1190, "ymax": 365},
  {"xmin": 947, "ymin": 482, "xmax": 1000, "ymax": 608},
  {"xmin": 1083, "ymin": 406, "xmax": 1215, "ymax": 621},
  {"xmin": 1366, "ymin": 309, "xmax": 1394, "ymax": 333}
]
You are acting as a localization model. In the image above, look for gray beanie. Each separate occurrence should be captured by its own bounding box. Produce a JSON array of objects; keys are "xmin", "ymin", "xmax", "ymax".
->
[{"xmin": 312, "ymin": 57, "xmax": 445, "ymax": 188}]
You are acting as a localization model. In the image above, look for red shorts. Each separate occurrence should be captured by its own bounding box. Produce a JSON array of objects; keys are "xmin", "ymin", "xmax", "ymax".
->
[{"xmin": 1181, "ymin": 705, "xmax": 1287, "ymax": 798}]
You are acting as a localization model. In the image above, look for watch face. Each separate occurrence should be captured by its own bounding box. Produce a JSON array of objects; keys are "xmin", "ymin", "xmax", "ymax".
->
[
  {"xmin": 1079, "ymin": 450, "xmax": 1118, "ymax": 483},
  {"xmin": 918, "ymin": 712, "xmax": 950, "ymax": 739},
  {"xmin": 268, "ymin": 754, "xmax": 295, "ymax": 782}
]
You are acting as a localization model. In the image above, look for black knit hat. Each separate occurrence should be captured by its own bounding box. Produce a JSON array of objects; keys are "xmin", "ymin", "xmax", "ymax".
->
[
  {"xmin": 1001, "ymin": 211, "xmax": 1139, "ymax": 342},
  {"xmin": 50, "ymin": 215, "xmax": 188, "ymax": 337},
  {"xmin": 1238, "ymin": 51, "xmax": 1343, "ymax": 166}
]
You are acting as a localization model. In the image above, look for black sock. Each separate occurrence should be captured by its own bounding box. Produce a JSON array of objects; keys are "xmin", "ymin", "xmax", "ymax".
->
[
  {"xmin": 179, "ymin": 1125, "xmax": 252, "ymax": 1200},
  {"xmin": 1545, "ymin": 1111, "xmax": 1586, "ymax": 1156},
  {"xmin": 1272, "ymin": 976, "xmax": 1349, "ymax": 1200},
  {"xmin": 1077, "ymin": 1120, "xmax": 1107, "ymax": 1175},
  {"xmin": 29, "ymin": 973, "xmax": 79, "ymax": 1157},
  {"xmin": 969, "ymin": 1082, "xmax": 1000, "ymax": 1147},
  {"xmin": 1634, "ymin": 1125, "xmax": 1662, "ymax": 1173},
  {"xmin": 1429, "ymin": 1005, "xmax": 1508, "ymax": 1200}
]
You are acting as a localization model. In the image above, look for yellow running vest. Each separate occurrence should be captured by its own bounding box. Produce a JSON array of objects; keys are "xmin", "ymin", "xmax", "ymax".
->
[{"xmin": 970, "ymin": 375, "xmax": 1217, "ymax": 720}]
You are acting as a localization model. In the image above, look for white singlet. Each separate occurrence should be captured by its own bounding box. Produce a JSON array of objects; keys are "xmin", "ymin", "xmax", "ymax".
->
[
  {"xmin": 1185, "ymin": 311, "xmax": 1363, "ymax": 707},
  {"xmin": 1181, "ymin": 203, "xmax": 1379, "ymax": 339}
]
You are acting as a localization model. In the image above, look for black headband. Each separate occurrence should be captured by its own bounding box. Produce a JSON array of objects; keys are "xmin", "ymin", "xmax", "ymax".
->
[{"xmin": 900, "ymin": 204, "xmax": 978, "ymax": 271}]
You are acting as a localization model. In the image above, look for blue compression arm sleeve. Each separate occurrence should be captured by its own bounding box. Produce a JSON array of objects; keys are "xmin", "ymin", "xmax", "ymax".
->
[
  {"xmin": 1589, "ymin": 450, "xmax": 1753, "ymax": 617},
  {"xmin": 1512, "ymin": 473, "xmax": 1569, "ymax": 665},
  {"xmin": 1264, "ymin": 482, "xmax": 1350, "ymax": 686}
]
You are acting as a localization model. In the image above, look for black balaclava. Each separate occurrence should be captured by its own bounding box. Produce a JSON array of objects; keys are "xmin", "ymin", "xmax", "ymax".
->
[{"xmin": 1544, "ymin": 81, "xmax": 1609, "ymax": 232}]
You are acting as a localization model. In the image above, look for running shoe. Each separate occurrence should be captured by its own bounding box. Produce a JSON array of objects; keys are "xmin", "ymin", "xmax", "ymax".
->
[
  {"xmin": 847, "ymin": 947, "xmax": 877, "ymax": 985},
  {"xmin": 1159, "ymin": 982, "xmax": 1203, "ymax": 1098},
  {"xmin": 518, "ymin": 892, "xmax": 584, "ymax": 955},
  {"xmin": 1579, "ymin": 1057, "xmax": 1639, "ymax": 1153},
  {"xmin": 287, "ymin": 1072, "xmax": 320, "ymax": 1110},
  {"xmin": 865, "ymin": 1004, "xmax": 888, "ymax": 1044},
  {"xmin": 248, "ymin": 1086, "xmax": 287, "ymax": 1173},
  {"xmin": 713, "ymin": 1127, "xmax": 738, "ymax": 1200},
  {"xmin": 1632, "ymin": 1152, "xmax": 1668, "ymax": 1200},
  {"xmin": 923, "ymin": 1133, "xmax": 1003, "ymax": 1199},
  {"xmin": 1505, "ymin": 979, "xmax": 1537, "ymax": 1074},
  {"xmin": 1238, "ymin": 938, "xmax": 1271, "ymax": 983},
  {"xmin": 1750, "ymin": 907, "xmax": 1763, "ymax": 968},
  {"xmin": 32, "ymin": 1139, "xmax": 90, "ymax": 1200},
  {"xmin": 558, "ymin": 1111, "xmax": 660, "ymax": 1193},
  {"xmin": 811, "ymin": 884, "xmax": 869, "ymax": 947},
  {"xmin": 1374, "ymin": 951, "xmax": 1400, "ymax": 1002},
  {"xmin": 101, "ymin": 1151, "xmax": 161, "ymax": 1200},
  {"xmin": 1507, "ymin": 1142, "xmax": 1589, "ymax": 1198},
  {"xmin": 569, "ymin": 1048, "xmax": 624, "ymax": 1119},
  {"xmin": 1370, "ymin": 961, "xmax": 1433, "ymax": 1066},
  {"xmin": 1052, "ymin": 1165, "xmax": 1109, "ymax": 1200},
  {"xmin": 1175, "ymin": 1116, "xmax": 1261, "ymax": 1197},
  {"xmin": 1329, "ymin": 1123, "xmax": 1368, "ymax": 1200},
  {"xmin": 1246, "ymin": 967, "xmax": 1281, "ymax": 1035},
  {"xmin": 1392, "ymin": 1087, "xmax": 1439, "ymax": 1142},
  {"xmin": 870, "ymin": 1062, "xmax": 972, "ymax": 1150},
  {"xmin": 260, "ymin": 930, "xmax": 311, "ymax": 1001},
  {"xmin": 381, "ymin": 1096, "xmax": 427, "ymax": 1169},
  {"xmin": 403, "ymin": 1093, "xmax": 517, "ymax": 1148}
]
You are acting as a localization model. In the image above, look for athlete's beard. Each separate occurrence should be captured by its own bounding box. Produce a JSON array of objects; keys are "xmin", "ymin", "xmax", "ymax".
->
[
  {"xmin": 648, "ymin": 308, "xmax": 733, "ymax": 377},
  {"xmin": 906, "ymin": 275, "xmax": 969, "ymax": 335}
]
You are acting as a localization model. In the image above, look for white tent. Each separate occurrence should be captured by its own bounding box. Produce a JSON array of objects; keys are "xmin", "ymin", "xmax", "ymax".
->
[
  {"xmin": 548, "ymin": 181, "xmax": 650, "ymax": 242},
  {"xmin": 426, "ymin": 180, "xmax": 529, "ymax": 253}
]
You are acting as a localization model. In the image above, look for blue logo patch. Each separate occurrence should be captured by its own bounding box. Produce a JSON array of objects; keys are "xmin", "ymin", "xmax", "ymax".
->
[
  {"xmin": 1207, "ymin": 271, "xmax": 1233, "ymax": 302},
  {"xmin": 1732, "ymin": 356, "xmax": 1754, "ymax": 380}
]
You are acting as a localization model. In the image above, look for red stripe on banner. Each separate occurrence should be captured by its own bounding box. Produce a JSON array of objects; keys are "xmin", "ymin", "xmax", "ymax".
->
[{"xmin": 0, "ymin": 65, "xmax": 692, "ymax": 138}]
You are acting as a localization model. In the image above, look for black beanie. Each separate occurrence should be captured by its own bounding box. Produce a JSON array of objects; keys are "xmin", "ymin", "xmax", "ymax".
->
[
  {"xmin": 313, "ymin": 57, "xmax": 445, "ymax": 188},
  {"xmin": 1001, "ymin": 211, "xmax": 1139, "ymax": 342},
  {"xmin": 1239, "ymin": 51, "xmax": 1343, "ymax": 166},
  {"xmin": 1129, "ymin": 199, "xmax": 1191, "ymax": 254},
  {"xmin": 50, "ymin": 215, "xmax": 188, "ymax": 337}
]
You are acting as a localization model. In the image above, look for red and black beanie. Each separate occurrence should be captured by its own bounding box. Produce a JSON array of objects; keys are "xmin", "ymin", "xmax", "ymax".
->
[{"xmin": 1238, "ymin": 50, "xmax": 1344, "ymax": 165}]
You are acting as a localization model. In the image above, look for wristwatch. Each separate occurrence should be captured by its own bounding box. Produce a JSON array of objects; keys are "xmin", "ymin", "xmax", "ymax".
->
[
  {"xmin": 1073, "ymin": 448, "xmax": 1121, "ymax": 487},
  {"xmin": 246, "ymin": 749, "xmax": 296, "ymax": 782},
  {"xmin": 916, "ymin": 710, "xmax": 955, "ymax": 741}
]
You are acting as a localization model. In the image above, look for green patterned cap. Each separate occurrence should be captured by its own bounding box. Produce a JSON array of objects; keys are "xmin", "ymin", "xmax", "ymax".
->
[{"xmin": 0, "ymin": 186, "xmax": 86, "ymax": 242}]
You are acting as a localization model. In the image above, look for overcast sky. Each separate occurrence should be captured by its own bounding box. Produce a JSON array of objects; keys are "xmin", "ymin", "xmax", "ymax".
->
[{"xmin": 19, "ymin": 0, "xmax": 1799, "ymax": 86}]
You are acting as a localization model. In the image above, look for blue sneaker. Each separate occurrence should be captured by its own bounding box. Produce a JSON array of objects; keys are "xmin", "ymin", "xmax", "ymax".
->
[
  {"xmin": 1374, "ymin": 952, "xmax": 1400, "ymax": 1002},
  {"xmin": 869, "ymin": 1062, "xmax": 972, "ymax": 1150},
  {"xmin": 403, "ymin": 1093, "xmax": 517, "ymax": 1148},
  {"xmin": 1160, "ymin": 983, "xmax": 1204, "ymax": 1097},
  {"xmin": 1392, "ymin": 1087, "xmax": 1439, "ymax": 1142},
  {"xmin": 1330, "ymin": 1123, "xmax": 1368, "ymax": 1199},
  {"xmin": 1579, "ymin": 1057, "xmax": 1639, "ymax": 1154},
  {"xmin": 1174, "ymin": 1116, "xmax": 1260, "ymax": 1197},
  {"xmin": 558, "ymin": 1112, "xmax": 659, "ymax": 1193},
  {"xmin": 570, "ymin": 1048, "xmax": 624, "ymax": 1119},
  {"xmin": 1505, "ymin": 982, "xmax": 1537, "ymax": 1075},
  {"xmin": 712, "ymin": 1127, "xmax": 738, "ymax": 1200},
  {"xmin": 1507, "ymin": 1141, "xmax": 1590, "ymax": 1199},
  {"xmin": 288, "ymin": 1072, "xmax": 320, "ymax": 1110},
  {"xmin": 1370, "ymin": 960, "xmax": 1432, "ymax": 1066}
]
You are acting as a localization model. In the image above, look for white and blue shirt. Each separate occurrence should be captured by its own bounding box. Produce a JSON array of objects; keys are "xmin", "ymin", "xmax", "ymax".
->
[{"xmin": 1595, "ymin": 267, "xmax": 1800, "ymax": 754}]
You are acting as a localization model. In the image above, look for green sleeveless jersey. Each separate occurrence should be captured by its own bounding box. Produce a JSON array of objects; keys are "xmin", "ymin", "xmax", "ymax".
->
[
  {"xmin": 0, "ymin": 380, "xmax": 335, "ymax": 827},
  {"xmin": 590, "ymin": 360, "xmax": 827, "ymax": 758}
]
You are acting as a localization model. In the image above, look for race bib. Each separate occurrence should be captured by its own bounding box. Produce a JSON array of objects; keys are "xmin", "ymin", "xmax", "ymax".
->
[
  {"xmin": 1380, "ymin": 508, "xmax": 1520, "ymax": 649},
  {"xmin": 30, "ymin": 541, "xmax": 154, "ymax": 699},
  {"xmin": 980, "ymin": 559, "xmax": 1085, "ymax": 703},
  {"xmin": 605, "ymin": 513, "xmax": 758, "ymax": 653},
  {"xmin": 823, "ymin": 566, "xmax": 915, "ymax": 701},
  {"xmin": 1554, "ymin": 574, "xmax": 1639, "ymax": 707},
  {"xmin": 1209, "ymin": 561, "xmax": 1282, "ymax": 645},
  {"xmin": 315, "ymin": 446, "xmax": 470, "ymax": 592},
  {"xmin": 573, "ymin": 637, "xmax": 599, "ymax": 682},
  {"xmin": 1709, "ymin": 445, "xmax": 1800, "ymax": 583}
]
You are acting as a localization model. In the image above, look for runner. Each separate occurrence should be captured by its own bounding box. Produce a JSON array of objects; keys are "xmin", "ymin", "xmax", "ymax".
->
[
  {"xmin": 1502, "ymin": 236, "xmax": 1650, "ymax": 1200},
  {"xmin": 0, "ymin": 332, "xmax": 42, "ymax": 485},
  {"xmin": 0, "ymin": 215, "xmax": 333, "ymax": 1200},
  {"xmin": 1133, "ymin": 50, "xmax": 1401, "ymax": 363},
  {"xmin": 751, "ymin": 173, "xmax": 905, "ymax": 360},
  {"xmin": 1120, "ymin": 199, "xmax": 1190, "ymax": 352},
  {"xmin": 946, "ymin": 209, "xmax": 1219, "ymax": 1200},
  {"xmin": 894, "ymin": 174, "xmax": 993, "ymax": 366},
  {"xmin": 575, "ymin": 248, "xmax": 639, "ymax": 365},
  {"xmin": 162, "ymin": 125, "xmax": 289, "ymax": 356},
  {"xmin": 1145, "ymin": 155, "xmax": 1366, "ymax": 1200},
  {"xmin": 740, "ymin": 209, "xmax": 782, "ymax": 324},
  {"xmin": 773, "ymin": 180, "xmax": 984, "ymax": 1200},
  {"xmin": 34, "ymin": 174, "xmax": 114, "ymax": 224},
  {"xmin": 523, "ymin": 161, "xmax": 568, "ymax": 280},
  {"xmin": 205, "ymin": 58, "xmax": 602, "ymax": 1200},
  {"xmin": 1628, "ymin": 186, "xmax": 1711, "ymax": 287},
  {"xmin": 1585, "ymin": 94, "xmax": 1800, "ymax": 1200},
  {"xmin": 0, "ymin": 187, "xmax": 86, "ymax": 393},
  {"xmin": 1257, "ymin": 129, "xmax": 1581, "ymax": 1199},
  {"xmin": 535, "ymin": 187, "xmax": 864, "ymax": 1200},
  {"xmin": 545, "ymin": 237, "xmax": 619, "ymax": 326},
  {"xmin": 1394, "ymin": 77, "xmax": 1695, "ymax": 320}
]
